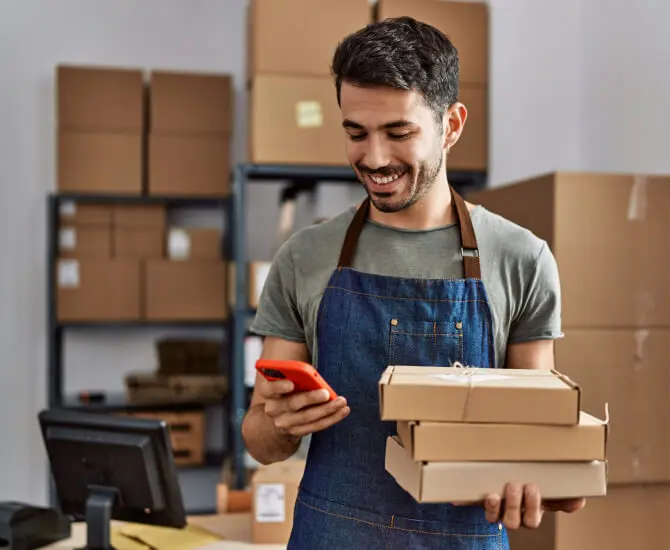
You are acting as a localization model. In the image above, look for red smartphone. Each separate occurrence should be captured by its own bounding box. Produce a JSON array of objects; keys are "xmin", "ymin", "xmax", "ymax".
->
[{"xmin": 255, "ymin": 359, "xmax": 338, "ymax": 401}]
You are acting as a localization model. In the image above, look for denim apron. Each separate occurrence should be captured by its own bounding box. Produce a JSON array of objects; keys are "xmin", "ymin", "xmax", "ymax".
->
[{"xmin": 288, "ymin": 187, "xmax": 508, "ymax": 549}]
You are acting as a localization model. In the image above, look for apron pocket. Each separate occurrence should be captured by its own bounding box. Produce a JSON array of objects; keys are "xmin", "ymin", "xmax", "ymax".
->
[
  {"xmin": 388, "ymin": 318, "xmax": 464, "ymax": 367},
  {"xmin": 388, "ymin": 515, "xmax": 504, "ymax": 550}
]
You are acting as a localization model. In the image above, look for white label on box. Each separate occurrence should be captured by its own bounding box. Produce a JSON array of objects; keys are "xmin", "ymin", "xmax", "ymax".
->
[
  {"xmin": 58, "ymin": 260, "xmax": 80, "ymax": 288},
  {"xmin": 253, "ymin": 263, "xmax": 272, "ymax": 307},
  {"xmin": 59, "ymin": 201, "xmax": 76, "ymax": 217},
  {"xmin": 59, "ymin": 227, "xmax": 77, "ymax": 251},
  {"xmin": 168, "ymin": 229, "xmax": 191, "ymax": 260},
  {"xmin": 244, "ymin": 336, "xmax": 263, "ymax": 387},
  {"xmin": 255, "ymin": 483, "xmax": 286, "ymax": 523},
  {"xmin": 296, "ymin": 101, "xmax": 323, "ymax": 128}
]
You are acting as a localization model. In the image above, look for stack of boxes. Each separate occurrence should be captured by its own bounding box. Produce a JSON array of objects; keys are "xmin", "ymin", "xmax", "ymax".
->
[
  {"xmin": 380, "ymin": 366, "xmax": 608, "ymax": 503},
  {"xmin": 467, "ymin": 172, "xmax": 670, "ymax": 548}
]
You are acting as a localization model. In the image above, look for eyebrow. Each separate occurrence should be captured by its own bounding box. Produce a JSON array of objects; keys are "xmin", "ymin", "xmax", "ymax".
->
[{"xmin": 342, "ymin": 119, "xmax": 415, "ymax": 131}]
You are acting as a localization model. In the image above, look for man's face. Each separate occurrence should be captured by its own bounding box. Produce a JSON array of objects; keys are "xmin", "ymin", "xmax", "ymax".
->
[{"xmin": 339, "ymin": 82, "xmax": 446, "ymax": 213}]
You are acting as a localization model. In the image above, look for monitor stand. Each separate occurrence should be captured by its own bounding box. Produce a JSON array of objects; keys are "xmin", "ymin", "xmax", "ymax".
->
[{"xmin": 75, "ymin": 486, "xmax": 120, "ymax": 550}]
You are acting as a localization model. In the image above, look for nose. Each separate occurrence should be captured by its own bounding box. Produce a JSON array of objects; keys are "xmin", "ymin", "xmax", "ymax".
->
[{"xmin": 361, "ymin": 134, "xmax": 391, "ymax": 171}]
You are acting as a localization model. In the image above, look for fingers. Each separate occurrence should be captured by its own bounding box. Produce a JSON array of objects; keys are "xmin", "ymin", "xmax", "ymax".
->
[
  {"xmin": 265, "ymin": 388, "xmax": 334, "ymax": 418},
  {"xmin": 257, "ymin": 378, "xmax": 295, "ymax": 400},
  {"xmin": 502, "ymin": 483, "xmax": 523, "ymax": 530},
  {"xmin": 283, "ymin": 404, "xmax": 351, "ymax": 437},
  {"xmin": 522, "ymin": 484, "xmax": 543, "ymax": 529},
  {"xmin": 273, "ymin": 396, "xmax": 348, "ymax": 434},
  {"xmin": 544, "ymin": 497, "xmax": 586, "ymax": 513},
  {"xmin": 484, "ymin": 494, "xmax": 501, "ymax": 523}
]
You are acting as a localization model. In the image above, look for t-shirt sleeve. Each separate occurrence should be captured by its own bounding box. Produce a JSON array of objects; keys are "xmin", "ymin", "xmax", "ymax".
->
[
  {"xmin": 249, "ymin": 238, "xmax": 306, "ymax": 343},
  {"xmin": 508, "ymin": 241, "xmax": 564, "ymax": 344}
]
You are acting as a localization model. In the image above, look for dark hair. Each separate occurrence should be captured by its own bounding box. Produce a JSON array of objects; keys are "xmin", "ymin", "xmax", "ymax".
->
[{"xmin": 331, "ymin": 16, "xmax": 459, "ymax": 123}]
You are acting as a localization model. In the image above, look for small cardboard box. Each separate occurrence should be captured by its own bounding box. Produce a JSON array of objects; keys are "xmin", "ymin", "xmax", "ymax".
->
[
  {"xmin": 379, "ymin": 366, "xmax": 580, "ymax": 425},
  {"xmin": 113, "ymin": 205, "xmax": 167, "ymax": 260},
  {"xmin": 251, "ymin": 459, "xmax": 306, "ymax": 544},
  {"xmin": 59, "ymin": 225, "xmax": 112, "ymax": 259},
  {"xmin": 58, "ymin": 203, "xmax": 113, "ymax": 225},
  {"xmin": 167, "ymin": 228, "xmax": 221, "ymax": 261},
  {"xmin": 385, "ymin": 437, "xmax": 607, "ymax": 503},
  {"xmin": 397, "ymin": 411, "xmax": 608, "ymax": 462},
  {"xmin": 112, "ymin": 205, "xmax": 167, "ymax": 227}
]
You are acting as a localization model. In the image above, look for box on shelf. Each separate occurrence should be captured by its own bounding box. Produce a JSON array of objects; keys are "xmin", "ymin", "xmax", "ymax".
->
[
  {"xmin": 167, "ymin": 228, "xmax": 222, "ymax": 261},
  {"xmin": 149, "ymin": 134, "xmax": 231, "ymax": 197},
  {"xmin": 248, "ymin": 74, "xmax": 347, "ymax": 166},
  {"xmin": 113, "ymin": 205, "xmax": 166, "ymax": 260},
  {"xmin": 449, "ymin": 85, "xmax": 487, "ymax": 171},
  {"xmin": 58, "ymin": 225, "xmax": 112, "ymax": 259},
  {"xmin": 124, "ymin": 373, "xmax": 228, "ymax": 406},
  {"xmin": 56, "ymin": 259, "xmax": 141, "ymax": 321},
  {"xmin": 57, "ymin": 65, "xmax": 144, "ymax": 131},
  {"xmin": 58, "ymin": 203, "xmax": 113, "ymax": 225},
  {"xmin": 251, "ymin": 459, "xmax": 306, "ymax": 544},
  {"xmin": 57, "ymin": 132, "xmax": 142, "ymax": 194},
  {"xmin": 248, "ymin": 0, "xmax": 371, "ymax": 77},
  {"xmin": 112, "ymin": 205, "xmax": 167, "ymax": 227},
  {"xmin": 144, "ymin": 260, "xmax": 228, "ymax": 320},
  {"xmin": 377, "ymin": 0, "xmax": 489, "ymax": 86},
  {"xmin": 156, "ymin": 338, "xmax": 223, "ymax": 376},
  {"xmin": 385, "ymin": 436, "xmax": 607, "ymax": 504},
  {"xmin": 379, "ymin": 366, "xmax": 581, "ymax": 425},
  {"xmin": 228, "ymin": 261, "xmax": 272, "ymax": 309},
  {"xmin": 397, "ymin": 411, "xmax": 607, "ymax": 462},
  {"xmin": 466, "ymin": 172, "xmax": 670, "ymax": 327}
]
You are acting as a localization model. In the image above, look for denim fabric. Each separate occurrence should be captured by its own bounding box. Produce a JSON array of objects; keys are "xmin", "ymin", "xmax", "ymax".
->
[{"xmin": 288, "ymin": 267, "xmax": 505, "ymax": 549}]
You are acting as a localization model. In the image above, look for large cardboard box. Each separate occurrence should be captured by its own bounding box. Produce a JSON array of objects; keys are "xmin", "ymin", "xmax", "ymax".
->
[
  {"xmin": 56, "ymin": 259, "xmax": 141, "ymax": 321},
  {"xmin": 397, "ymin": 411, "xmax": 607, "ymax": 462},
  {"xmin": 449, "ymin": 85, "xmax": 488, "ymax": 170},
  {"xmin": 57, "ymin": 65, "xmax": 144, "ymax": 131},
  {"xmin": 379, "ymin": 366, "xmax": 580, "ymax": 425},
  {"xmin": 149, "ymin": 135, "xmax": 231, "ymax": 197},
  {"xmin": 248, "ymin": 0, "xmax": 370, "ymax": 77},
  {"xmin": 58, "ymin": 225, "xmax": 112, "ymax": 259},
  {"xmin": 249, "ymin": 74, "xmax": 346, "ymax": 165},
  {"xmin": 167, "ymin": 228, "xmax": 222, "ymax": 261},
  {"xmin": 386, "ymin": 437, "xmax": 607, "ymax": 503},
  {"xmin": 58, "ymin": 203, "xmax": 113, "ymax": 225},
  {"xmin": 251, "ymin": 459, "xmax": 306, "ymax": 544},
  {"xmin": 508, "ymin": 485, "xmax": 670, "ymax": 550},
  {"xmin": 144, "ymin": 261, "xmax": 228, "ymax": 320},
  {"xmin": 113, "ymin": 205, "xmax": 166, "ymax": 260},
  {"xmin": 377, "ymin": 0, "xmax": 489, "ymax": 86},
  {"xmin": 466, "ymin": 172, "xmax": 670, "ymax": 327},
  {"xmin": 149, "ymin": 71, "xmax": 233, "ymax": 134},
  {"xmin": 58, "ymin": 132, "xmax": 142, "ymax": 194},
  {"xmin": 556, "ymin": 329, "xmax": 670, "ymax": 484}
]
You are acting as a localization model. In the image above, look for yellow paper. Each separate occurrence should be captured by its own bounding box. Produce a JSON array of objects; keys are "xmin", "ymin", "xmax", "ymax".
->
[
  {"xmin": 109, "ymin": 528, "xmax": 150, "ymax": 550},
  {"xmin": 118, "ymin": 522, "xmax": 223, "ymax": 550}
]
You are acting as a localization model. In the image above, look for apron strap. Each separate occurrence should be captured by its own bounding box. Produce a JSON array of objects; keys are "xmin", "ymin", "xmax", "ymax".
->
[{"xmin": 337, "ymin": 187, "xmax": 481, "ymax": 280}]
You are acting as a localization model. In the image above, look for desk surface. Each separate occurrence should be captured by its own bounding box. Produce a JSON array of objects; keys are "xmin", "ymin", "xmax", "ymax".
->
[{"xmin": 44, "ymin": 513, "xmax": 287, "ymax": 550}]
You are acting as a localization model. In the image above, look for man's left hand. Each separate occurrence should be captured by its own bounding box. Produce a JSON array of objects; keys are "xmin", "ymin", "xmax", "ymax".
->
[{"xmin": 483, "ymin": 483, "xmax": 586, "ymax": 529}]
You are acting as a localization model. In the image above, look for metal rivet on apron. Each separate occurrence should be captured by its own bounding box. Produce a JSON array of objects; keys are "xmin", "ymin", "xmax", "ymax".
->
[
  {"xmin": 391, "ymin": 319, "xmax": 398, "ymax": 326},
  {"xmin": 455, "ymin": 321, "xmax": 463, "ymax": 330}
]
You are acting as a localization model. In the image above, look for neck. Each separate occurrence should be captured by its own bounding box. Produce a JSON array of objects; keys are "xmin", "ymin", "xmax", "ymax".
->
[{"xmin": 368, "ymin": 178, "xmax": 456, "ymax": 231}]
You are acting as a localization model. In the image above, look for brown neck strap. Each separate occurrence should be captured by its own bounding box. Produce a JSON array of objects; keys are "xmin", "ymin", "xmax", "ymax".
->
[{"xmin": 337, "ymin": 186, "xmax": 481, "ymax": 279}]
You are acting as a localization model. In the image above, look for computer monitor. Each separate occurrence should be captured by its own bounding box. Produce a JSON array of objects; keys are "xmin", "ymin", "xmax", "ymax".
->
[{"xmin": 39, "ymin": 409, "xmax": 187, "ymax": 550}]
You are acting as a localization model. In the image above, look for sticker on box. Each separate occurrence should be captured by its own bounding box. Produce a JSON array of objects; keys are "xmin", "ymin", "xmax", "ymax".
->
[
  {"xmin": 255, "ymin": 483, "xmax": 286, "ymax": 523},
  {"xmin": 168, "ymin": 229, "xmax": 191, "ymax": 260},
  {"xmin": 296, "ymin": 101, "xmax": 323, "ymax": 128},
  {"xmin": 58, "ymin": 260, "xmax": 80, "ymax": 288},
  {"xmin": 59, "ymin": 227, "xmax": 77, "ymax": 251},
  {"xmin": 59, "ymin": 201, "xmax": 76, "ymax": 218}
]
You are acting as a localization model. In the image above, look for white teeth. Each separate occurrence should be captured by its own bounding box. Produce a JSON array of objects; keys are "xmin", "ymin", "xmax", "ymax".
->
[{"xmin": 370, "ymin": 173, "xmax": 402, "ymax": 185}]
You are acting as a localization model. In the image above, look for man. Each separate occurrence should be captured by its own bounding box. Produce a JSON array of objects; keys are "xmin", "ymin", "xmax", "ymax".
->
[{"xmin": 242, "ymin": 16, "xmax": 585, "ymax": 549}]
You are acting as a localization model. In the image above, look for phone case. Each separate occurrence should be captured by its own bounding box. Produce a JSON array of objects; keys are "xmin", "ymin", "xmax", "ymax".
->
[{"xmin": 255, "ymin": 359, "xmax": 338, "ymax": 400}]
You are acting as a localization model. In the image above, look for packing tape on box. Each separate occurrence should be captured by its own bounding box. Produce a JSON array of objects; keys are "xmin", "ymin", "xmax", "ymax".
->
[
  {"xmin": 635, "ymin": 291, "xmax": 654, "ymax": 327},
  {"xmin": 633, "ymin": 329, "xmax": 650, "ymax": 370},
  {"xmin": 627, "ymin": 175, "xmax": 649, "ymax": 221}
]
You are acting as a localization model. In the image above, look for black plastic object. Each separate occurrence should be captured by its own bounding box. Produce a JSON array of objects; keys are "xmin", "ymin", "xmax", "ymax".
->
[{"xmin": 0, "ymin": 501, "xmax": 71, "ymax": 550}]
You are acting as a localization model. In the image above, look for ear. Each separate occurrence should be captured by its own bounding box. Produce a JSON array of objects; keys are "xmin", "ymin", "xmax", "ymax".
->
[{"xmin": 443, "ymin": 102, "xmax": 468, "ymax": 151}]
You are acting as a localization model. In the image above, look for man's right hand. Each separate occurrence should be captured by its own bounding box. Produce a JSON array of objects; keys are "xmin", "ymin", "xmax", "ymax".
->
[{"xmin": 258, "ymin": 377, "xmax": 350, "ymax": 438}]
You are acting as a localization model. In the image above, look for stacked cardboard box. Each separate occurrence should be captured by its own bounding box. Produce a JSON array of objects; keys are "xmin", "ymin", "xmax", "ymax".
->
[
  {"xmin": 380, "ymin": 366, "xmax": 608, "ymax": 503},
  {"xmin": 466, "ymin": 172, "xmax": 670, "ymax": 548},
  {"xmin": 376, "ymin": 0, "xmax": 489, "ymax": 171},
  {"xmin": 247, "ymin": 0, "xmax": 370, "ymax": 165}
]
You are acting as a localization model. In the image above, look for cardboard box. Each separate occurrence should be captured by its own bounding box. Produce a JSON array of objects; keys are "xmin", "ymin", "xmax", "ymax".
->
[
  {"xmin": 167, "ymin": 228, "xmax": 221, "ymax": 261},
  {"xmin": 377, "ymin": 0, "xmax": 489, "ymax": 85},
  {"xmin": 449, "ymin": 85, "xmax": 487, "ymax": 170},
  {"xmin": 144, "ymin": 261, "xmax": 228, "ymax": 320},
  {"xmin": 56, "ymin": 259, "xmax": 141, "ymax": 321},
  {"xmin": 249, "ymin": 74, "xmax": 347, "ymax": 166},
  {"xmin": 556, "ymin": 329, "xmax": 670, "ymax": 484},
  {"xmin": 112, "ymin": 205, "xmax": 167, "ymax": 227},
  {"xmin": 59, "ymin": 225, "xmax": 112, "ymax": 259},
  {"xmin": 385, "ymin": 437, "xmax": 607, "ymax": 503},
  {"xmin": 466, "ymin": 172, "xmax": 670, "ymax": 327},
  {"xmin": 58, "ymin": 203, "xmax": 113, "ymax": 225},
  {"xmin": 248, "ymin": 0, "xmax": 371, "ymax": 77},
  {"xmin": 114, "ymin": 228, "xmax": 164, "ymax": 260},
  {"xmin": 251, "ymin": 459, "xmax": 306, "ymax": 544},
  {"xmin": 397, "ymin": 411, "xmax": 607, "ymax": 462},
  {"xmin": 57, "ymin": 65, "xmax": 144, "ymax": 131},
  {"xmin": 149, "ymin": 71, "xmax": 233, "ymax": 134},
  {"xmin": 149, "ymin": 135, "xmax": 231, "ymax": 197},
  {"xmin": 508, "ymin": 485, "xmax": 670, "ymax": 550},
  {"xmin": 379, "ymin": 366, "xmax": 580, "ymax": 425},
  {"xmin": 228, "ymin": 261, "xmax": 272, "ymax": 309},
  {"xmin": 58, "ymin": 132, "xmax": 142, "ymax": 194}
]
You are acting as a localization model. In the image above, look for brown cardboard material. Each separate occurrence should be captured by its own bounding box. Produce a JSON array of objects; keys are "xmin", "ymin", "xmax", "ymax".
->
[
  {"xmin": 144, "ymin": 261, "xmax": 228, "ymax": 320},
  {"xmin": 556, "ymin": 329, "xmax": 670, "ymax": 484},
  {"xmin": 58, "ymin": 132, "xmax": 142, "ymax": 194},
  {"xmin": 114, "ymin": 228, "xmax": 164, "ymax": 260},
  {"xmin": 149, "ymin": 135, "xmax": 231, "ymax": 197},
  {"xmin": 251, "ymin": 459, "xmax": 306, "ymax": 544},
  {"xmin": 249, "ymin": 74, "xmax": 347, "ymax": 166},
  {"xmin": 58, "ymin": 203, "xmax": 113, "ymax": 225},
  {"xmin": 465, "ymin": 172, "xmax": 670, "ymax": 327},
  {"xmin": 508, "ymin": 485, "xmax": 670, "ymax": 550},
  {"xmin": 377, "ymin": 0, "xmax": 489, "ymax": 85},
  {"xmin": 228, "ymin": 261, "xmax": 272, "ymax": 309},
  {"xmin": 149, "ymin": 71, "xmax": 233, "ymax": 134},
  {"xmin": 448, "ymin": 85, "xmax": 488, "ymax": 170},
  {"xmin": 56, "ymin": 260, "xmax": 141, "ymax": 321},
  {"xmin": 379, "ymin": 366, "xmax": 580, "ymax": 425},
  {"xmin": 167, "ymin": 228, "xmax": 221, "ymax": 261},
  {"xmin": 397, "ymin": 411, "xmax": 607, "ymax": 462},
  {"xmin": 385, "ymin": 437, "xmax": 607, "ymax": 503},
  {"xmin": 113, "ymin": 205, "xmax": 167, "ymax": 227},
  {"xmin": 57, "ymin": 65, "xmax": 144, "ymax": 131},
  {"xmin": 59, "ymin": 225, "xmax": 112, "ymax": 259},
  {"xmin": 248, "ymin": 0, "xmax": 371, "ymax": 77}
]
